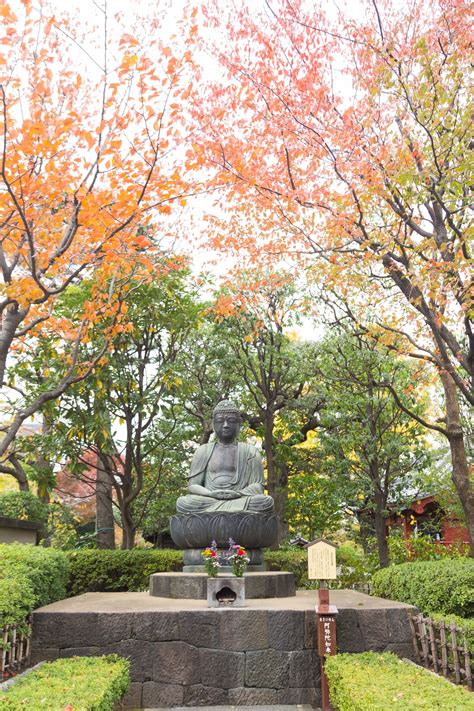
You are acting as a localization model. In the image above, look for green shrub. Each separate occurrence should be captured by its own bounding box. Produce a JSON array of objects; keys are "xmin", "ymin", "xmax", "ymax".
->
[
  {"xmin": 372, "ymin": 558, "xmax": 474, "ymax": 618},
  {"xmin": 66, "ymin": 548, "xmax": 183, "ymax": 596},
  {"xmin": 0, "ymin": 492, "xmax": 48, "ymax": 526},
  {"xmin": 266, "ymin": 546, "xmax": 369, "ymax": 589},
  {"xmin": 325, "ymin": 651, "xmax": 474, "ymax": 710},
  {"xmin": 265, "ymin": 550, "xmax": 308, "ymax": 587},
  {"xmin": 0, "ymin": 545, "xmax": 69, "ymax": 629},
  {"xmin": 388, "ymin": 530, "xmax": 470, "ymax": 564},
  {"xmin": 0, "ymin": 654, "xmax": 129, "ymax": 710}
]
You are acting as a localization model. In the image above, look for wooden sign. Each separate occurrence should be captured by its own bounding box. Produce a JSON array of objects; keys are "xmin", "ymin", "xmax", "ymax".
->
[
  {"xmin": 306, "ymin": 538, "xmax": 337, "ymax": 580},
  {"xmin": 317, "ymin": 614, "xmax": 337, "ymax": 657}
]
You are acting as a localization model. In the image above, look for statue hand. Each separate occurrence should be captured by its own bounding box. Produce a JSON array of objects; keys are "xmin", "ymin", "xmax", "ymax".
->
[{"xmin": 215, "ymin": 490, "xmax": 238, "ymax": 500}]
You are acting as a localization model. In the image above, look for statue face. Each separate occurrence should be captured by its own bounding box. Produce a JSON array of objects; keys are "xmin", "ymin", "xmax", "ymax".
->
[{"xmin": 213, "ymin": 412, "xmax": 241, "ymax": 444}]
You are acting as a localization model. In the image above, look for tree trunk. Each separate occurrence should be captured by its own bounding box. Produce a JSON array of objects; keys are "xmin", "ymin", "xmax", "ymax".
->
[
  {"xmin": 262, "ymin": 410, "xmax": 284, "ymax": 547},
  {"xmin": 275, "ymin": 460, "xmax": 289, "ymax": 543},
  {"xmin": 440, "ymin": 371, "xmax": 474, "ymax": 556},
  {"xmin": 121, "ymin": 508, "xmax": 136, "ymax": 549},
  {"xmin": 96, "ymin": 456, "xmax": 115, "ymax": 549},
  {"xmin": 7, "ymin": 454, "xmax": 30, "ymax": 491},
  {"xmin": 374, "ymin": 493, "xmax": 389, "ymax": 568}
]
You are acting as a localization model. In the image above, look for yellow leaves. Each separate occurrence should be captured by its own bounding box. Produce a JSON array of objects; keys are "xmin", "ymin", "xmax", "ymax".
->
[{"xmin": 118, "ymin": 53, "xmax": 138, "ymax": 77}]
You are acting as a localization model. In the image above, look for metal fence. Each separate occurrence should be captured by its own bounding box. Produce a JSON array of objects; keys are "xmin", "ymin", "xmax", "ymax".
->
[
  {"xmin": 410, "ymin": 613, "xmax": 472, "ymax": 690},
  {"xmin": 1, "ymin": 619, "xmax": 31, "ymax": 681}
]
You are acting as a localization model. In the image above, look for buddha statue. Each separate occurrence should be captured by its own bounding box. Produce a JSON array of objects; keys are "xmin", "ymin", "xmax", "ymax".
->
[{"xmin": 176, "ymin": 400, "xmax": 274, "ymax": 514}]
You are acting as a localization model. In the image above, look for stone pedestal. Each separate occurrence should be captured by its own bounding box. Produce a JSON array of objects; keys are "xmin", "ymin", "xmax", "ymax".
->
[
  {"xmin": 170, "ymin": 511, "xmax": 278, "ymax": 572},
  {"xmin": 149, "ymin": 571, "xmax": 296, "ymax": 599},
  {"xmin": 182, "ymin": 547, "xmax": 264, "ymax": 572}
]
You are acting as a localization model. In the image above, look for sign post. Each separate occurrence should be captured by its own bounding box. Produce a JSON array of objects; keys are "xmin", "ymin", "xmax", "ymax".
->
[{"xmin": 305, "ymin": 539, "xmax": 338, "ymax": 711}]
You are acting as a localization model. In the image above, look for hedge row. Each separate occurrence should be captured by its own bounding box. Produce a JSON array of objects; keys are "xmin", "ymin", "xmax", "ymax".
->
[
  {"xmin": 372, "ymin": 558, "xmax": 474, "ymax": 618},
  {"xmin": 0, "ymin": 545, "xmax": 69, "ymax": 629},
  {"xmin": 65, "ymin": 548, "xmax": 183, "ymax": 596},
  {"xmin": 325, "ymin": 652, "xmax": 474, "ymax": 710},
  {"xmin": 64, "ymin": 545, "xmax": 367, "ymax": 595},
  {"xmin": 0, "ymin": 655, "xmax": 129, "ymax": 710}
]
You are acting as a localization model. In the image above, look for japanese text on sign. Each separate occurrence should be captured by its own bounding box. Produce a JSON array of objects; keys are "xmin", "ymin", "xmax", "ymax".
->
[
  {"xmin": 317, "ymin": 615, "xmax": 336, "ymax": 656},
  {"xmin": 307, "ymin": 541, "xmax": 337, "ymax": 580}
]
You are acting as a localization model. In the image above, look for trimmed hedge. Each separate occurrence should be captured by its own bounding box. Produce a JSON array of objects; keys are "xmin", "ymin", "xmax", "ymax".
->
[
  {"xmin": 0, "ymin": 545, "xmax": 69, "ymax": 629},
  {"xmin": 265, "ymin": 550, "xmax": 307, "ymax": 587},
  {"xmin": 372, "ymin": 558, "xmax": 474, "ymax": 618},
  {"xmin": 0, "ymin": 655, "xmax": 129, "ymax": 710},
  {"xmin": 66, "ymin": 548, "xmax": 183, "ymax": 596},
  {"xmin": 66, "ymin": 546, "xmax": 367, "ymax": 595},
  {"xmin": 325, "ymin": 652, "xmax": 474, "ymax": 710}
]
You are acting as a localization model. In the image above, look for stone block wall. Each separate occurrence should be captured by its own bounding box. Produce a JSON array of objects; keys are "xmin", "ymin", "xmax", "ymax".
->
[{"xmin": 31, "ymin": 605, "xmax": 415, "ymax": 708}]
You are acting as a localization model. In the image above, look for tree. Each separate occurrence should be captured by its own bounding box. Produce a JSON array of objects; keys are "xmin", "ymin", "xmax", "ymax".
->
[
  {"xmin": 315, "ymin": 332, "xmax": 431, "ymax": 567},
  {"xmin": 196, "ymin": 0, "xmax": 473, "ymax": 552},
  {"xmin": 0, "ymin": 1, "xmax": 199, "ymax": 468},
  {"xmin": 39, "ymin": 266, "xmax": 202, "ymax": 548},
  {"xmin": 212, "ymin": 271, "xmax": 324, "ymax": 542}
]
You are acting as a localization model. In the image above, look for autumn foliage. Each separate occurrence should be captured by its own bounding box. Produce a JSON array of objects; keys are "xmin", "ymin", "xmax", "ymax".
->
[
  {"xmin": 0, "ymin": 0, "xmax": 199, "ymax": 459},
  {"xmin": 194, "ymin": 0, "xmax": 473, "ymax": 551}
]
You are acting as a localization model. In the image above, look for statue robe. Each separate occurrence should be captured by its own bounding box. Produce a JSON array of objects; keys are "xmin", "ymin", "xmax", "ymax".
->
[{"xmin": 176, "ymin": 441, "xmax": 269, "ymax": 513}]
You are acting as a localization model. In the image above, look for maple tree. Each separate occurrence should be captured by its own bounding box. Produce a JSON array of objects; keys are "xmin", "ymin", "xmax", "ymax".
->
[
  {"xmin": 196, "ymin": 0, "xmax": 474, "ymax": 552},
  {"xmin": 0, "ymin": 0, "xmax": 199, "ymax": 476}
]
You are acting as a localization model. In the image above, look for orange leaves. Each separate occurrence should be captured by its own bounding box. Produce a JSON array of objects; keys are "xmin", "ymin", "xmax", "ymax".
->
[
  {"xmin": 5, "ymin": 277, "xmax": 43, "ymax": 307},
  {"xmin": 0, "ymin": 3, "xmax": 17, "ymax": 22},
  {"xmin": 119, "ymin": 53, "xmax": 139, "ymax": 75}
]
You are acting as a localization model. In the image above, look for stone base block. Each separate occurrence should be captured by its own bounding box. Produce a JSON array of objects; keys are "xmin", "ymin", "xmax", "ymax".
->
[
  {"xmin": 31, "ymin": 589, "xmax": 418, "ymax": 709},
  {"xmin": 207, "ymin": 576, "xmax": 246, "ymax": 607},
  {"xmin": 149, "ymin": 571, "xmax": 296, "ymax": 599}
]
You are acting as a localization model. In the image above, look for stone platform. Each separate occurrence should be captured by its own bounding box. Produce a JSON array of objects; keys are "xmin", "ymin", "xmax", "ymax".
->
[
  {"xmin": 150, "ymin": 572, "xmax": 296, "ymax": 599},
  {"xmin": 31, "ymin": 589, "xmax": 417, "ymax": 709}
]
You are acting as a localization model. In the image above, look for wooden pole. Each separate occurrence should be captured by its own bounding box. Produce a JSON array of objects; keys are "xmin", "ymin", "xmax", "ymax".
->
[
  {"xmin": 439, "ymin": 620, "xmax": 449, "ymax": 678},
  {"xmin": 409, "ymin": 614, "xmax": 421, "ymax": 663},
  {"xmin": 427, "ymin": 618, "xmax": 439, "ymax": 673},
  {"xmin": 317, "ymin": 582, "xmax": 337, "ymax": 711},
  {"xmin": 450, "ymin": 623, "xmax": 461, "ymax": 684},
  {"xmin": 463, "ymin": 636, "xmax": 472, "ymax": 690}
]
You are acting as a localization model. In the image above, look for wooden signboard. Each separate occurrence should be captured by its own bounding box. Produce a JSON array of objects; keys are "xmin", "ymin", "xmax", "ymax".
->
[{"xmin": 306, "ymin": 538, "xmax": 337, "ymax": 580}]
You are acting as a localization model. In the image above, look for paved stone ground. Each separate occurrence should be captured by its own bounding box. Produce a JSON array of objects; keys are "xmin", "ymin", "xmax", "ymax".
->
[{"xmin": 36, "ymin": 588, "xmax": 414, "ymax": 613}]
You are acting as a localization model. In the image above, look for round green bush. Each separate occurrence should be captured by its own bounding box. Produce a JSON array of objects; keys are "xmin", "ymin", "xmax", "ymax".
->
[{"xmin": 0, "ymin": 544, "xmax": 69, "ymax": 628}]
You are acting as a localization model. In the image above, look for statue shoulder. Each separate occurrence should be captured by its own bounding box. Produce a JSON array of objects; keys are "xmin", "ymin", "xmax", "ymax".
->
[
  {"xmin": 238, "ymin": 441, "xmax": 261, "ymax": 459},
  {"xmin": 187, "ymin": 442, "xmax": 215, "ymax": 478}
]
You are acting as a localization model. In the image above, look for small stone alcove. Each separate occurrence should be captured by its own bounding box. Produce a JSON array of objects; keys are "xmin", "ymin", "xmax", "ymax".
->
[{"xmin": 206, "ymin": 576, "xmax": 246, "ymax": 607}]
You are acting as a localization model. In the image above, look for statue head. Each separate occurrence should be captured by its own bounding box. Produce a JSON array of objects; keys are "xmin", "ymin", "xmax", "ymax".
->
[{"xmin": 213, "ymin": 400, "xmax": 241, "ymax": 444}]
